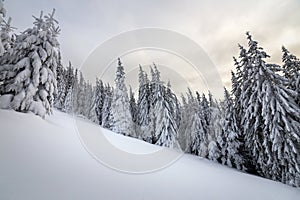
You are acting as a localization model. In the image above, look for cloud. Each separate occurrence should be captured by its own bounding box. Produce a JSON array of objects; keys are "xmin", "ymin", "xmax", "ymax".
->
[{"xmin": 5, "ymin": 0, "xmax": 300, "ymax": 95}]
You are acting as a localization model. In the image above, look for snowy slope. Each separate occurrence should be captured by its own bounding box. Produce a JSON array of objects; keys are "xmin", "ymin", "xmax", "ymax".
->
[{"xmin": 0, "ymin": 109, "xmax": 299, "ymax": 200}]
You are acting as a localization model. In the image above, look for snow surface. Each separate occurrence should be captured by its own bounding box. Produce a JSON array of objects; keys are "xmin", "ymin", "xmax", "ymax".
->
[{"xmin": 0, "ymin": 109, "xmax": 299, "ymax": 200}]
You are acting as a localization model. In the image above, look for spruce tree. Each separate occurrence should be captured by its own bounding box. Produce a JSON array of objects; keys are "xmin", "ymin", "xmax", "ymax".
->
[
  {"xmin": 95, "ymin": 78, "xmax": 104, "ymax": 125},
  {"xmin": 184, "ymin": 89, "xmax": 198, "ymax": 154},
  {"xmin": 261, "ymin": 62, "xmax": 300, "ymax": 186},
  {"xmin": 190, "ymin": 107, "xmax": 204, "ymax": 155},
  {"xmin": 101, "ymin": 84, "xmax": 113, "ymax": 129},
  {"xmin": 282, "ymin": 46, "xmax": 300, "ymax": 106},
  {"xmin": 0, "ymin": 10, "xmax": 61, "ymax": 118},
  {"xmin": 182, "ymin": 88, "xmax": 197, "ymax": 153},
  {"xmin": 63, "ymin": 62, "xmax": 75, "ymax": 111},
  {"xmin": 63, "ymin": 86, "xmax": 73, "ymax": 113},
  {"xmin": 178, "ymin": 94, "xmax": 190, "ymax": 151},
  {"xmin": 186, "ymin": 92, "xmax": 210, "ymax": 157},
  {"xmin": 136, "ymin": 65, "xmax": 151, "ymax": 142},
  {"xmin": 129, "ymin": 86, "xmax": 137, "ymax": 123},
  {"xmin": 84, "ymin": 82, "xmax": 97, "ymax": 122},
  {"xmin": 154, "ymin": 94, "xmax": 180, "ymax": 149},
  {"xmin": 110, "ymin": 58, "xmax": 134, "ymax": 137},
  {"xmin": 223, "ymin": 87, "xmax": 243, "ymax": 170},
  {"xmin": 208, "ymin": 94, "xmax": 223, "ymax": 163},
  {"xmin": 72, "ymin": 68, "xmax": 79, "ymax": 113},
  {"xmin": 234, "ymin": 32, "xmax": 300, "ymax": 186},
  {"xmin": 75, "ymin": 72, "xmax": 85, "ymax": 116},
  {"xmin": 0, "ymin": 2, "xmax": 14, "ymax": 56},
  {"xmin": 54, "ymin": 54, "xmax": 66, "ymax": 110},
  {"xmin": 166, "ymin": 81, "xmax": 181, "ymax": 128},
  {"xmin": 149, "ymin": 64, "xmax": 164, "ymax": 143}
]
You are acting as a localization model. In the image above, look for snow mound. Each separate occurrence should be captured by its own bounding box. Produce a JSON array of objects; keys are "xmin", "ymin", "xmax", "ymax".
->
[{"xmin": 0, "ymin": 109, "xmax": 299, "ymax": 200}]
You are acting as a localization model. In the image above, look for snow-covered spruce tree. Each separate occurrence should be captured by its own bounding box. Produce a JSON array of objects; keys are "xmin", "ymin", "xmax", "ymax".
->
[
  {"xmin": 63, "ymin": 85, "xmax": 73, "ymax": 114},
  {"xmin": 231, "ymin": 58, "xmax": 242, "ymax": 138},
  {"xmin": 232, "ymin": 48, "xmax": 255, "ymax": 173},
  {"xmin": 237, "ymin": 32, "xmax": 300, "ymax": 186},
  {"xmin": 75, "ymin": 71, "xmax": 85, "ymax": 116},
  {"xmin": 223, "ymin": 87, "xmax": 244, "ymax": 170},
  {"xmin": 179, "ymin": 88, "xmax": 198, "ymax": 153},
  {"xmin": 110, "ymin": 58, "xmax": 135, "ymax": 137},
  {"xmin": 178, "ymin": 94, "xmax": 189, "ymax": 151},
  {"xmin": 83, "ymin": 82, "xmax": 97, "ymax": 122},
  {"xmin": 0, "ymin": 2, "xmax": 14, "ymax": 56},
  {"xmin": 282, "ymin": 46, "xmax": 300, "ymax": 106},
  {"xmin": 62, "ymin": 61, "xmax": 75, "ymax": 112},
  {"xmin": 184, "ymin": 88, "xmax": 198, "ymax": 154},
  {"xmin": 54, "ymin": 53, "xmax": 65, "ymax": 110},
  {"xmin": 261, "ymin": 63, "xmax": 300, "ymax": 185},
  {"xmin": 101, "ymin": 84, "xmax": 113, "ymax": 129},
  {"xmin": 149, "ymin": 64, "xmax": 163, "ymax": 143},
  {"xmin": 238, "ymin": 32, "xmax": 273, "ymax": 177},
  {"xmin": 136, "ymin": 65, "xmax": 151, "ymax": 142},
  {"xmin": 282, "ymin": 46, "xmax": 300, "ymax": 81},
  {"xmin": 198, "ymin": 93, "xmax": 210, "ymax": 158},
  {"xmin": 129, "ymin": 86, "xmax": 138, "ymax": 138},
  {"xmin": 187, "ymin": 91, "xmax": 210, "ymax": 157},
  {"xmin": 129, "ymin": 86, "xmax": 137, "ymax": 123},
  {"xmin": 0, "ymin": 10, "xmax": 61, "ymax": 118},
  {"xmin": 95, "ymin": 78, "xmax": 104, "ymax": 125},
  {"xmin": 72, "ymin": 68, "xmax": 79, "ymax": 113},
  {"xmin": 147, "ymin": 64, "xmax": 180, "ymax": 148},
  {"xmin": 189, "ymin": 94, "xmax": 204, "ymax": 155},
  {"xmin": 166, "ymin": 81, "xmax": 181, "ymax": 128},
  {"xmin": 154, "ymin": 86, "xmax": 180, "ymax": 149},
  {"xmin": 0, "ymin": 18, "xmax": 14, "ymax": 57},
  {"xmin": 231, "ymin": 43, "xmax": 257, "ymax": 173},
  {"xmin": 207, "ymin": 91, "xmax": 223, "ymax": 163}
]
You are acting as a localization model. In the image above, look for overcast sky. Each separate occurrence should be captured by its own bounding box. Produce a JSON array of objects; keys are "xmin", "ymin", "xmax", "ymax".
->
[{"xmin": 5, "ymin": 0, "xmax": 300, "ymax": 96}]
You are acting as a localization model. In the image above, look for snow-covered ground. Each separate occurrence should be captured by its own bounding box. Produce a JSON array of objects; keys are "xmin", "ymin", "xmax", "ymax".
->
[{"xmin": 0, "ymin": 109, "xmax": 299, "ymax": 200}]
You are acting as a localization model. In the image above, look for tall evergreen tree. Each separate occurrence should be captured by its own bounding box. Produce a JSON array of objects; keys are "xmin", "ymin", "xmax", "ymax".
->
[
  {"xmin": 154, "ymin": 92, "xmax": 180, "ymax": 149},
  {"xmin": 72, "ymin": 68, "xmax": 79, "ymax": 113},
  {"xmin": 0, "ymin": 2, "xmax": 14, "ymax": 56},
  {"xmin": 101, "ymin": 84, "xmax": 113, "ymax": 129},
  {"xmin": 136, "ymin": 65, "xmax": 151, "ymax": 142},
  {"xmin": 84, "ymin": 82, "xmax": 97, "ymax": 122},
  {"xmin": 282, "ymin": 46, "xmax": 300, "ymax": 106},
  {"xmin": 0, "ymin": 17, "xmax": 14, "ymax": 56},
  {"xmin": 184, "ymin": 88, "xmax": 198, "ymax": 154},
  {"xmin": 234, "ymin": 32, "xmax": 300, "ymax": 186},
  {"xmin": 199, "ymin": 93, "xmax": 210, "ymax": 158},
  {"xmin": 180, "ymin": 88, "xmax": 199, "ymax": 154},
  {"xmin": 129, "ymin": 86, "xmax": 137, "ymax": 123},
  {"xmin": 223, "ymin": 87, "xmax": 243, "ymax": 170},
  {"xmin": 63, "ymin": 85, "xmax": 73, "ymax": 113},
  {"xmin": 189, "ymin": 102, "xmax": 204, "ymax": 155},
  {"xmin": 238, "ymin": 32, "xmax": 273, "ymax": 177},
  {"xmin": 166, "ymin": 81, "xmax": 181, "ymax": 128},
  {"xmin": 261, "ymin": 63, "xmax": 300, "ymax": 186},
  {"xmin": 149, "ymin": 64, "xmax": 164, "ymax": 143},
  {"xmin": 207, "ymin": 93, "xmax": 223, "ymax": 163},
  {"xmin": 54, "ymin": 54, "xmax": 66, "ymax": 110},
  {"xmin": 0, "ymin": 10, "xmax": 60, "ymax": 118},
  {"xmin": 178, "ymin": 94, "xmax": 189, "ymax": 151},
  {"xmin": 110, "ymin": 58, "xmax": 134, "ymax": 137},
  {"xmin": 95, "ymin": 78, "xmax": 104, "ymax": 125}
]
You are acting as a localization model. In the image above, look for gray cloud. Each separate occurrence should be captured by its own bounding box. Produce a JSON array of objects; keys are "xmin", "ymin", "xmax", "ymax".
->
[{"xmin": 5, "ymin": 0, "xmax": 300, "ymax": 94}]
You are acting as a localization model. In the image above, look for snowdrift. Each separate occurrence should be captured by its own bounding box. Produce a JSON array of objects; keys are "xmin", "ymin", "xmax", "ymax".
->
[{"xmin": 0, "ymin": 109, "xmax": 299, "ymax": 200}]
